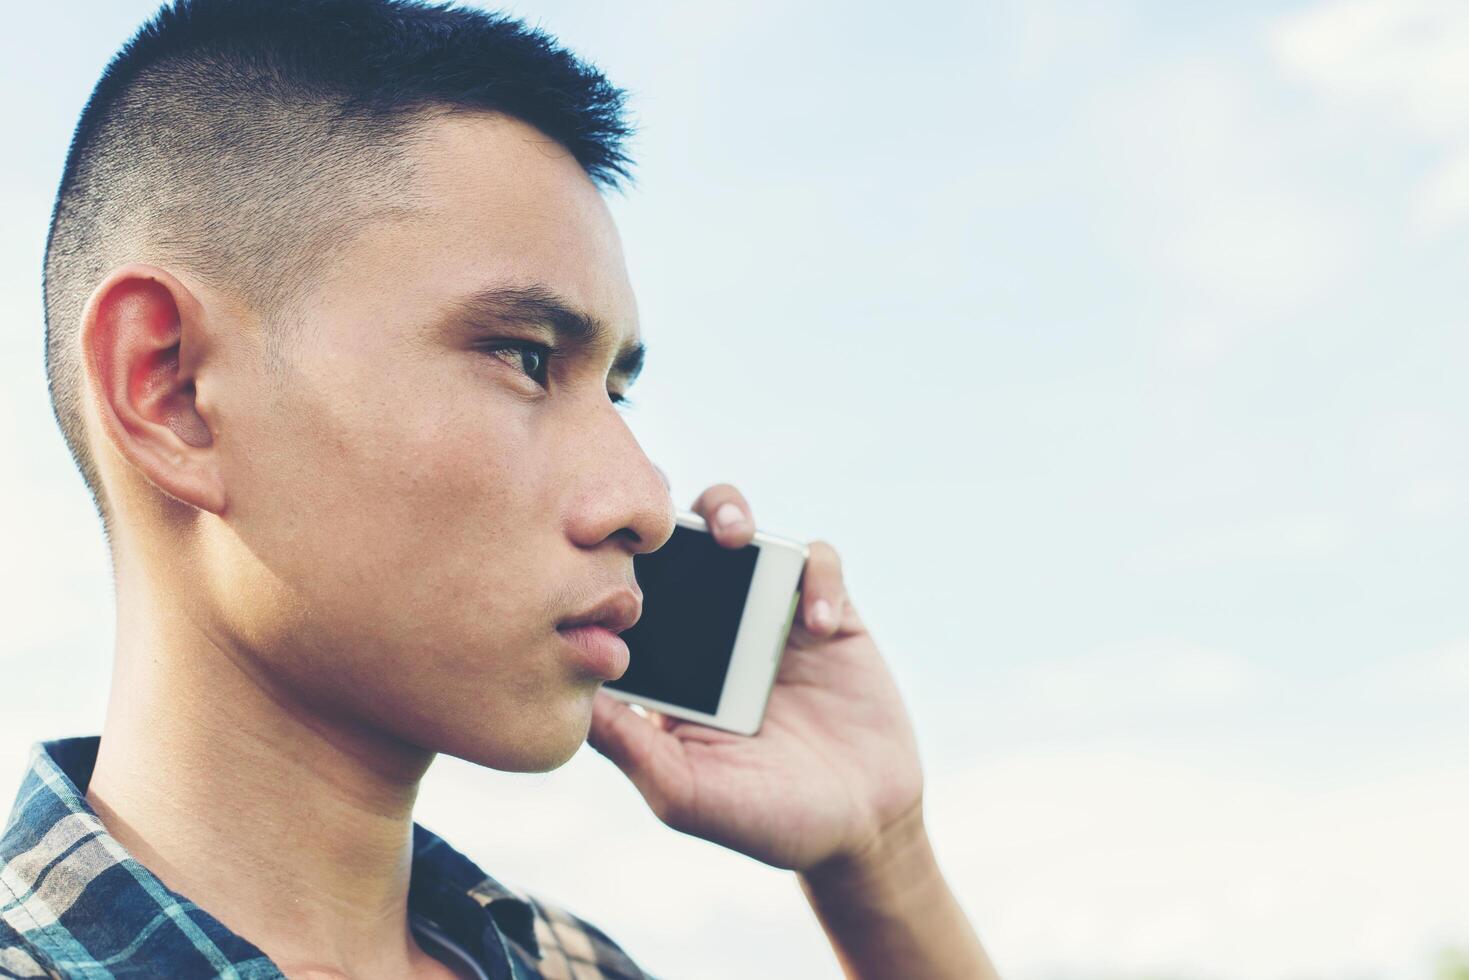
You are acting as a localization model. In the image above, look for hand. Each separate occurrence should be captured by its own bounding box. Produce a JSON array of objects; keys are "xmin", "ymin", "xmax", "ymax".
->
[{"xmin": 587, "ymin": 484, "xmax": 923, "ymax": 872}]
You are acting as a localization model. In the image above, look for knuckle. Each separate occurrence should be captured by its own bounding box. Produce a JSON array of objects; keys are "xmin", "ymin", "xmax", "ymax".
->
[
  {"xmin": 695, "ymin": 484, "xmax": 754, "ymax": 529},
  {"xmin": 693, "ymin": 482, "xmax": 739, "ymax": 510},
  {"xmin": 808, "ymin": 539, "xmax": 842, "ymax": 568}
]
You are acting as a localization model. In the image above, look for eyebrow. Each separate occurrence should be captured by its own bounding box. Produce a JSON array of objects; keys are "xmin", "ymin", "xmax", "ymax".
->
[{"xmin": 445, "ymin": 282, "xmax": 645, "ymax": 386}]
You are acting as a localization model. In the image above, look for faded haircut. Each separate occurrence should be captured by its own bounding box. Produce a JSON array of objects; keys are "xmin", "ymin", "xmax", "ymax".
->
[{"xmin": 43, "ymin": 0, "xmax": 633, "ymax": 534}]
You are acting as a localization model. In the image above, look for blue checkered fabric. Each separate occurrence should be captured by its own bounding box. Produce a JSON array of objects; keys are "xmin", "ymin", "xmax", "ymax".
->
[{"xmin": 0, "ymin": 736, "xmax": 654, "ymax": 979}]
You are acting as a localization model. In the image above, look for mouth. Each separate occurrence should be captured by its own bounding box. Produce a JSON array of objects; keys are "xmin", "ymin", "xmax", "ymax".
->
[
  {"xmin": 556, "ymin": 588, "xmax": 643, "ymax": 635},
  {"xmin": 556, "ymin": 622, "xmax": 631, "ymax": 680}
]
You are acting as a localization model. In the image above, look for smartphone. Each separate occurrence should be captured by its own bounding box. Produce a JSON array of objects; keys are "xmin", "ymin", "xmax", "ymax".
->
[{"xmin": 602, "ymin": 509, "xmax": 809, "ymax": 736}]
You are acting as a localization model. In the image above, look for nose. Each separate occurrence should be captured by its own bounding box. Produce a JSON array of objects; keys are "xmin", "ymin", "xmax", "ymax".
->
[{"xmin": 563, "ymin": 399, "xmax": 676, "ymax": 556}]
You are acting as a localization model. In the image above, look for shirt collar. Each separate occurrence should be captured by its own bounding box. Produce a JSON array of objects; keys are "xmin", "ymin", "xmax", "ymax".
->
[{"xmin": 1, "ymin": 735, "xmax": 540, "ymax": 974}]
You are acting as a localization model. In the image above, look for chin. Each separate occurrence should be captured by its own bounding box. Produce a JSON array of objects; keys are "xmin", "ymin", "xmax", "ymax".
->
[
  {"xmin": 450, "ymin": 705, "xmax": 591, "ymax": 774},
  {"xmin": 476, "ymin": 739, "xmax": 582, "ymax": 774}
]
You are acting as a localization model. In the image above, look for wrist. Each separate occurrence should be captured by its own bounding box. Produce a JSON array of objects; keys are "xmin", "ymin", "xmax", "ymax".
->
[
  {"xmin": 798, "ymin": 798, "xmax": 942, "ymax": 915},
  {"xmin": 797, "ymin": 799, "xmax": 998, "ymax": 980}
]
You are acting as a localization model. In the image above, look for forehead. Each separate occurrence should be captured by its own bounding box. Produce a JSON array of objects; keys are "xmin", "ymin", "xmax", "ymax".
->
[{"xmin": 357, "ymin": 111, "xmax": 639, "ymax": 344}]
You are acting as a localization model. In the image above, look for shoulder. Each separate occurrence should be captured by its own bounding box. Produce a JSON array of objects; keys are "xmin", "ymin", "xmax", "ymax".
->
[
  {"xmin": 509, "ymin": 888, "xmax": 660, "ymax": 980},
  {"xmin": 411, "ymin": 823, "xmax": 659, "ymax": 980},
  {"xmin": 0, "ymin": 856, "xmax": 62, "ymax": 980},
  {"xmin": 0, "ymin": 922, "xmax": 61, "ymax": 980}
]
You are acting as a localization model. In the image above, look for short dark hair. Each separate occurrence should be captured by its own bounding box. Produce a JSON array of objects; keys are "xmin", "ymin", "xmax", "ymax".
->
[{"xmin": 44, "ymin": 0, "xmax": 633, "ymax": 534}]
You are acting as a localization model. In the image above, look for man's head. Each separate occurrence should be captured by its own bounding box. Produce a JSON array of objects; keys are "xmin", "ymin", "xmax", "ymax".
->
[{"xmin": 45, "ymin": 0, "xmax": 676, "ymax": 772}]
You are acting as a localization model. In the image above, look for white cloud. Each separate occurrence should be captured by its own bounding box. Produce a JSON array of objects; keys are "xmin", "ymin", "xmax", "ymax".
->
[
  {"xmin": 1134, "ymin": 512, "xmax": 1354, "ymax": 570},
  {"xmin": 1267, "ymin": 0, "xmax": 1469, "ymax": 138},
  {"xmin": 1350, "ymin": 638, "xmax": 1469, "ymax": 700},
  {"xmin": 1267, "ymin": 0, "xmax": 1469, "ymax": 230},
  {"xmin": 1001, "ymin": 640, "xmax": 1264, "ymax": 719},
  {"xmin": 1418, "ymin": 150, "xmax": 1469, "ymax": 232},
  {"xmin": 930, "ymin": 749, "xmax": 1469, "ymax": 980},
  {"xmin": 1005, "ymin": 0, "xmax": 1129, "ymax": 78},
  {"xmin": 1358, "ymin": 410, "xmax": 1469, "ymax": 523},
  {"xmin": 1086, "ymin": 55, "xmax": 1363, "ymax": 345}
]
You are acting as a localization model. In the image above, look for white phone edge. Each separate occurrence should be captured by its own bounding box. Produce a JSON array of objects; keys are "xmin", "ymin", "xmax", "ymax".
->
[{"xmin": 601, "ymin": 509, "xmax": 809, "ymax": 736}]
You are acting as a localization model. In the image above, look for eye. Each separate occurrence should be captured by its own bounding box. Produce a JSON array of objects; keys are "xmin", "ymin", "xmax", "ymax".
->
[
  {"xmin": 482, "ymin": 341, "xmax": 551, "ymax": 388},
  {"xmin": 480, "ymin": 340, "xmax": 636, "ymax": 409}
]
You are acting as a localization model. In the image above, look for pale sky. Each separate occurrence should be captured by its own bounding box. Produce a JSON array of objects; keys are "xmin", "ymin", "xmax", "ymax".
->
[{"xmin": 2, "ymin": 2, "xmax": 1467, "ymax": 978}]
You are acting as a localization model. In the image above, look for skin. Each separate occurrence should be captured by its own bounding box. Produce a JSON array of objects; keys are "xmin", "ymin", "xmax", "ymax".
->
[{"xmin": 76, "ymin": 111, "xmax": 996, "ymax": 979}]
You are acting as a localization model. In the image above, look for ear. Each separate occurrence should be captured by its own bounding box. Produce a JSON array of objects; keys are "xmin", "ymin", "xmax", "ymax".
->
[{"xmin": 80, "ymin": 263, "xmax": 226, "ymax": 516}]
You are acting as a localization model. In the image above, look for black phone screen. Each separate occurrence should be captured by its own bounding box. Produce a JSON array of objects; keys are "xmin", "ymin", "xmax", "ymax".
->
[{"xmin": 605, "ymin": 524, "xmax": 759, "ymax": 715}]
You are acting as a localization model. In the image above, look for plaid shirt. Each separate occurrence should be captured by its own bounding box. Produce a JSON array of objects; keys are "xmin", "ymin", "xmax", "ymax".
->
[{"xmin": 0, "ymin": 736, "xmax": 655, "ymax": 979}]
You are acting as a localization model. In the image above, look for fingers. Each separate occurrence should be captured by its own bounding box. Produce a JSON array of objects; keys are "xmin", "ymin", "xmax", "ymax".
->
[
  {"xmin": 799, "ymin": 539, "xmax": 850, "ymax": 638},
  {"xmin": 642, "ymin": 707, "xmax": 677, "ymax": 733},
  {"xmin": 686, "ymin": 487, "xmax": 861, "ymax": 638},
  {"xmin": 586, "ymin": 691, "xmax": 678, "ymax": 816},
  {"xmin": 691, "ymin": 483, "xmax": 756, "ymax": 548}
]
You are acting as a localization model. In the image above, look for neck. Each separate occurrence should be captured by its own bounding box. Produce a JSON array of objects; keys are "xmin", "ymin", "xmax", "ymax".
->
[{"xmin": 86, "ymin": 572, "xmax": 445, "ymax": 978}]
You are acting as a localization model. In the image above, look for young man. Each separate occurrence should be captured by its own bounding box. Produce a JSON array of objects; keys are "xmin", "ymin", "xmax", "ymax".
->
[{"xmin": 1, "ymin": 1, "xmax": 996, "ymax": 977}]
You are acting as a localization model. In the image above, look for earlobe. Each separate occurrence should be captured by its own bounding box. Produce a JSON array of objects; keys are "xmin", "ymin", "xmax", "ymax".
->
[{"xmin": 81, "ymin": 264, "xmax": 227, "ymax": 516}]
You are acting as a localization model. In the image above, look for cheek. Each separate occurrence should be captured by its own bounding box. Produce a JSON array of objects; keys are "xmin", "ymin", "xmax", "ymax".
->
[
  {"xmin": 214, "ymin": 359, "xmax": 590, "ymax": 755},
  {"xmin": 257, "ymin": 370, "xmax": 552, "ymax": 627},
  {"xmin": 270, "ymin": 362, "xmax": 524, "ymax": 525},
  {"xmin": 232, "ymin": 348, "xmax": 562, "ymax": 603}
]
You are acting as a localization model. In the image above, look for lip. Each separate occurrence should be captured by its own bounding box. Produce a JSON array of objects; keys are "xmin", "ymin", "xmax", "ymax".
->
[
  {"xmin": 557, "ymin": 588, "xmax": 643, "ymax": 635},
  {"xmin": 557, "ymin": 624, "xmax": 630, "ymax": 680}
]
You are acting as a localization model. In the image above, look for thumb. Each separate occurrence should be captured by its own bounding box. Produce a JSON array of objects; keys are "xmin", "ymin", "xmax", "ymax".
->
[{"xmin": 587, "ymin": 691, "xmax": 690, "ymax": 819}]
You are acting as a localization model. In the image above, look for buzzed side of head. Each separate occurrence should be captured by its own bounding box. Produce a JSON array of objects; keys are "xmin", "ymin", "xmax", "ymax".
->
[{"xmin": 44, "ymin": 0, "xmax": 633, "ymax": 532}]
